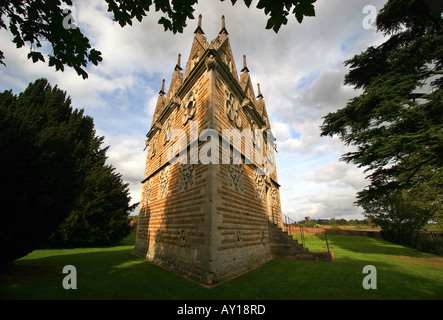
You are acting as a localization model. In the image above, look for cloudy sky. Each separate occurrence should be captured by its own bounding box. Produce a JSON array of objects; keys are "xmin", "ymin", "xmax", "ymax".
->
[{"xmin": 0, "ymin": 0, "xmax": 388, "ymax": 221}]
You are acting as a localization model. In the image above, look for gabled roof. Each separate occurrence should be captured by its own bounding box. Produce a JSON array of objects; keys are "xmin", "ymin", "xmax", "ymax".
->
[
  {"xmin": 151, "ymin": 79, "xmax": 167, "ymax": 128},
  {"xmin": 167, "ymin": 53, "xmax": 184, "ymax": 101},
  {"xmin": 239, "ymin": 55, "xmax": 256, "ymax": 103}
]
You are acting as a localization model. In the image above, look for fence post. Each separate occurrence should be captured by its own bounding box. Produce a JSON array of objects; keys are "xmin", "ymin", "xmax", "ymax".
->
[
  {"xmin": 300, "ymin": 226, "xmax": 305, "ymax": 247},
  {"xmin": 324, "ymin": 229, "xmax": 330, "ymax": 254}
]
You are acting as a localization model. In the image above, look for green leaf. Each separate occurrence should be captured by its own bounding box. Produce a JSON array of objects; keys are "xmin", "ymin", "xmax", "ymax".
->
[
  {"xmin": 27, "ymin": 51, "xmax": 45, "ymax": 63},
  {"xmin": 158, "ymin": 16, "xmax": 172, "ymax": 31},
  {"xmin": 293, "ymin": 0, "xmax": 316, "ymax": 23},
  {"xmin": 88, "ymin": 49, "xmax": 103, "ymax": 66}
]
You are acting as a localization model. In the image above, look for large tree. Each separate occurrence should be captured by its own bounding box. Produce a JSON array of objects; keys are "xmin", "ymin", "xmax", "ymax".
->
[
  {"xmin": 320, "ymin": 0, "xmax": 442, "ymax": 230},
  {"xmin": 0, "ymin": 0, "xmax": 316, "ymax": 78},
  {"xmin": 0, "ymin": 79, "xmax": 135, "ymax": 265},
  {"xmin": 45, "ymin": 135, "xmax": 137, "ymax": 248},
  {"xmin": 0, "ymin": 79, "xmax": 94, "ymax": 265}
]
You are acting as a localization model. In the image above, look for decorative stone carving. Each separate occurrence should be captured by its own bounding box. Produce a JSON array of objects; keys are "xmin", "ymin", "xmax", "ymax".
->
[
  {"xmin": 182, "ymin": 87, "xmax": 198, "ymax": 125},
  {"xmin": 138, "ymin": 227, "xmax": 147, "ymax": 241},
  {"xmin": 271, "ymin": 183, "xmax": 279, "ymax": 206},
  {"xmin": 205, "ymin": 54, "xmax": 217, "ymax": 70},
  {"xmin": 249, "ymin": 117, "xmax": 260, "ymax": 146},
  {"xmin": 179, "ymin": 229, "xmax": 187, "ymax": 247},
  {"xmin": 179, "ymin": 163, "xmax": 195, "ymax": 191},
  {"xmin": 148, "ymin": 133, "xmax": 158, "ymax": 159},
  {"xmin": 223, "ymin": 55, "xmax": 233, "ymax": 73},
  {"xmin": 155, "ymin": 229, "xmax": 161, "ymax": 242},
  {"xmin": 228, "ymin": 161, "xmax": 244, "ymax": 192},
  {"xmin": 158, "ymin": 166, "xmax": 169, "ymax": 199},
  {"xmin": 171, "ymin": 95, "xmax": 181, "ymax": 106},
  {"xmin": 192, "ymin": 53, "xmax": 200, "ymax": 69},
  {"xmin": 225, "ymin": 86, "xmax": 241, "ymax": 129},
  {"xmin": 235, "ymin": 230, "xmax": 243, "ymax": 248},
  {"xmin": 255, "ymin": 170, "xmax": 266, "ymax": 201},
  {"xmin": 261, "ymin": 230, "xmax": 266, "ymax": 245},
  {"xmin": 162, "ymin": 111, "xmax": 175, "ymax": 145},
  {"xmin": 144, "ymin": 179, "xmax": 152, "ymax": 206}
]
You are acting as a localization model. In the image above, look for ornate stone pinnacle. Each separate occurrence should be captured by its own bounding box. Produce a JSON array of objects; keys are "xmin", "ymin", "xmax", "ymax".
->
[
  {"xmin": 194, "ymin": 14, "xmax": 204, "ymax": 34},
  {"xmin": 219, "ymin": 15, "xmax": 228, "ymax": 35},
  {"xmin": 257, "ymin": 83, "xmax": 263, "ymax": 98},
  {"xmin": 159, "ymin": 78, "xmax": 166, "ymax": 95},
  {"xmin": 175, "ymin": 53, "xmax": 182, "ymax": 71},
  {"xmin": 241, "ymin": 54, "xmax": 249, "ymax": 73}
]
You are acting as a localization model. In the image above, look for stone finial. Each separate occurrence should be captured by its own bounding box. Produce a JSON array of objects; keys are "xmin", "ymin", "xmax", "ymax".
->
[
  {"xmin": 194, "ymin": 14, "xmax": 204, "ymax": 34},
  {"xmin": 175, "ymin": 53, "xmax": 183, "ymax": 71},
  {"xmin": 159, "ymin": 78, "xmax": 166, "ymax": 96},
  {"xmin": 241, "ymin": 54, "xmax": 249, "ymax": 73},
  {"xmin": 257, "ymin": 83, "xmax": 263, "ymax": 98},
  {"xmin": 219, "ymin": 15, "xmax": 228, "ymax": 35}
]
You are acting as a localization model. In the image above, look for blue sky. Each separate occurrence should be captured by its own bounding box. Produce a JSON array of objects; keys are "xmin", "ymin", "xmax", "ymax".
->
[{"xmin": 0, "ymin": 0, "xmax": 388, "ymax": 221}]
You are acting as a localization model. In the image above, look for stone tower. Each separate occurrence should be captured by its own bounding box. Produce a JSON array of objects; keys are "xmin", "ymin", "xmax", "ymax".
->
[{"xmin": 133, "ymin": 15, "xmax": 331, "ymax": 286}]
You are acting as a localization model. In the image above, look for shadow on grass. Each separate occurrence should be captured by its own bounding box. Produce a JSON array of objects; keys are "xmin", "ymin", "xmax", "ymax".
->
[
  {"xmin": 306, "ymin": 234, "xmax": 433, "ymax": 258},
  {"xmin": 1, "ymin": 237, "xmax": 443, "ymax": 300},
  {"xmin": 1, "ymin": 247, "xmax": 209, "ymax": 300}
]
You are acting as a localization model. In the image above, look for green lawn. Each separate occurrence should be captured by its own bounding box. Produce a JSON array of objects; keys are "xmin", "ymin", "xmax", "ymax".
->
[{"xmin": 1, "ymin": 232, "xmax": 442, "ymax": 300}]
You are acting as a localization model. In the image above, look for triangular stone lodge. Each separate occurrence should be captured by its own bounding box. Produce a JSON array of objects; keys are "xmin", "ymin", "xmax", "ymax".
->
[{"xmin": 133, "ymin": 15, "xmax": 332, "ymax": 286}]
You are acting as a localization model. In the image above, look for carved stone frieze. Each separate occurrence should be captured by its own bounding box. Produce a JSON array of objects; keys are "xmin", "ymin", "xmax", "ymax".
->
[
  {"xmin": 179, "ymin": 163, "xmax": 195, "ymax": 191},
  {"xmin": 138, "ymin": 227, "xmax": 147, "ymax": 241},
  {"xmin": 158, "ymin": 166, "xmax": 169, "ymax": 199},
  {"xmin": 235, "ymin": 230, "xmax": 243, "ymax": 248},
  {"xmin": 148, "ymin": 133, "xmax": 158, "ymax": 159},
  {"xmin": 155, "ymin": 229, "xmax": 161, "ymax": 242},
  {"xmin": 271, "ymin": 183, "xmax": 279, "ymax": 206},
  {"xmin": 255, "ymin": 170, "xmax": 266, "ymax": 201},
  {"xmin": 227, "ymin": 161, "xmax": 244, "ymax": 192},
  {"xmin": 182, "ymin": 87, "xmax": 198, "ymax": 125},
  {"xmin": 144, "ymin": 179, "xmax": 152, "ymax": 206},
  {"xmin": 205, "ymin": 54, "xmax": 217, "ymax": 70},
  {"xmin": 162, "ymin": 110, "xmax": 175, "ymax": 145},
  {"xmin": 225, "ymin": 85, "xmax": 241, "ymax": 129},
  {"xmin": 179, "ymin": 229, "xmax": 187, "ymax": 247}
]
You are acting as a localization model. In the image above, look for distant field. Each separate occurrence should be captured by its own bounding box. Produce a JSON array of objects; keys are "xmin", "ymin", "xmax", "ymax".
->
[
  {"xmin": 323, "ymin": 225, "xmax": 381, "ymax": 230},
  {"xmin": 1, "ymin": 232, "xmax": 442, "ymax": 300}
]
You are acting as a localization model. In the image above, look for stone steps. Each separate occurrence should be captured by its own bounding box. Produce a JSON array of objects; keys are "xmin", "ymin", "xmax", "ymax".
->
[{"xmin": 268, "ymin": 223, "xmax": 333, "ymax": 262}]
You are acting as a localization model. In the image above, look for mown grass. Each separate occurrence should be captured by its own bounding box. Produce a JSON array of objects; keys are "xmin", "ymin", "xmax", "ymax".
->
[{"xmin": 1, "ymin": 233, "xmax": 442, "ymax": 300}]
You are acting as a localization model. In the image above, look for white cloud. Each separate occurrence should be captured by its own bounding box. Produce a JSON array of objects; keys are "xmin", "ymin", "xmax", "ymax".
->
[
  {"xmin": 303, "ymin": 161, "xmax": 367, "ymax": 190},
  {"xmin": 283, "ymin": 190, "xmax": 363, "ymax": 220},
  {"xmin": 101, "ymin": 132, "xmax": 147, "ymax": 206}
]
